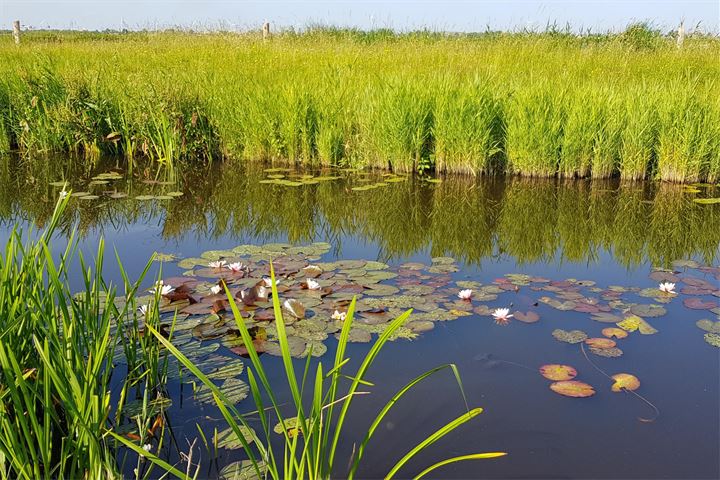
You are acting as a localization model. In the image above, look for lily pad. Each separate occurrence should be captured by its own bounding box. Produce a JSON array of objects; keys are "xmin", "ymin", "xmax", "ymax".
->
[
  {"xmin": 549, "ymin": 380, "xmax": 595, "ymax": 398},
  {"xmin": 630, "ymin": 304, "xmax": 666, "ymax": 317},
  {"xmin": 589, "ymin": 346, "xmax": 623, "ymax": 357},
  {"xmin": 611, "ymin": 373, "xmax": 640, "ymax": 392},
  {"xmin": 215, "ymin": 425, "xmax": 256, "ymax": 449},
  {"xmin": 552, "ymin": 329, "xmax": 588, "ymax": 344},
  {"xmin": 683, "ymin": 298, "xmax": 718, "ymax": 310},
  {"xmin": 704, "ymin": 333, "xmax": 720, "ymax": 347},
  {"xmin": 194, "ymin": 377, "xmax": 249, "ymax": 405},
  {"xmin": 219, "ymin": 460, "xmax": 266, "ymax": 480},
  {"xmin": 696, "ymin": 319, "xmax": 720, "ymax": 333},
  {"xmin": 514, "ymin": 311, "xmax": 540, "ymax": 323},
  {"xmin": 539, "ymin": 364, "xmax": 577, "ymax": 381},
  {"xmin": 693, "ymin": 198, "xmax": 720, "ymax": 204},
  {"xmin": 585, "ymin": 338, "xmax": 616, "ymax": 349},
  {"xmin": 602, "ymin": 327, "xmax": 628, "ymax": 339}
]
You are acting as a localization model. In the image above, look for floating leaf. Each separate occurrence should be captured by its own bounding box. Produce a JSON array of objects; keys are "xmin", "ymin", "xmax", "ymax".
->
[
  {"xmin": 79, "ymin": 195, "xmax": 99, "ymax": 200},
  {"xmin": 539, "ymin": 364, "xmax": 577, "ymax": 381},
  {"xmin": 602, "ymin": 328, "xmax": 628, "ymax": 339},
  {"xmin": 194, "ymin": 378, "xmax": 249, "ymax": 405},
  {"xmin": 585, "ymin": 338, "xmax": 616, "ymax": 349},
  {"xmin": 219, "ymin": 460, "xmax": 267, "ymax": 480},
  {"xmin": 589, "ymin": 346, "xmax": 623, "ymax": 357},
  {"xmin": 611, "ymin": 373, "xmax": 640, "ymax": 392},
  {"xmin": 693, "ymin": 198, "xmax": 720, "ymax": 204},
  {"xmin": 704, "ymin": 333, "xmax": 720, "ymax": 347},
  {"xmin": 617, "ymin": 315, "xmax": 658, "ymax": 335},
  {"xmin": 549, "ymin": 380, "xmax": 595, "ymax": 398},
  {"xmin": 552, "ymin": 329, "xmax": 588, "ymax": 344},
  {"xmin": 282, "ymin": 299, "xmax": 306, "ymax": 319},
  {"xmin": 696, "ymin": 319, "xmax": 720, "ymax": 333},
  {"xmin": 215, "ymin": 425, "xmax": 255, "ymax": 449},
  {"xmin": 683, "ymin": 298, "xmax": 718, "ymax": 310},
  {"xmin": 514, "ymin": 311, "xmax": 540, "ymax": 323},
  {"xmin": 590, "ymin": 312, "xmax": 624, "ymax": 323},
  {"xmin": 630, "ymin": 304, "xmax": 666, "ymax": 317},
  {"xmin": 273, "ymin": 417, "xmax": 303, "ymax": 436},
  {"xmin": 135, "ymin": 195, "xmax": 155, "ymax": 201}
]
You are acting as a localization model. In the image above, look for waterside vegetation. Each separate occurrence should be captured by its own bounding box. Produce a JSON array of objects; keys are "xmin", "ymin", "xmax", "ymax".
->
[{"xmin": 1, "ymin": 25, "xmax": 719, "ymax": 181}]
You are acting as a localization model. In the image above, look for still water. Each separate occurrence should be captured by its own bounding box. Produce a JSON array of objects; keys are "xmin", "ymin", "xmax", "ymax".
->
[{"xmin": 1, "ymin": 156, "xmax": 718, "ymax": 479}]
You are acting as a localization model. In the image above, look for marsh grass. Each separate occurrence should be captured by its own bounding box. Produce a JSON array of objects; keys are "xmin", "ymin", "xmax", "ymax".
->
[
  {"xmin": 0, "ymin": 196, "xmax": 170, "ymax": 479},
  {"xmin": 0, "ymin": 28, "xmax": 718, "ymax": 180}
]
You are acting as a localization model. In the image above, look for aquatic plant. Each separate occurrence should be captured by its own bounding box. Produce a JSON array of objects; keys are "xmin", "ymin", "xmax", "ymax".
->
[
  {"xmin": 0, "ymin": 195, "xmax": 169, "ymax": 478},
  {"xmin": 0, "ymin": 28, "xmax": 718, "ymax": 180},
  {"xmin": 135, "ymin": 266, "xmax": 506, "ymax": 478}
]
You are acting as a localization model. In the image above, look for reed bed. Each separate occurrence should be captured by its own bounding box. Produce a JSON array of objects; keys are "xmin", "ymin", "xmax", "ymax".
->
[{"xmin": 0, "ymin": 26, "xmax": 718, "ymax": 181}]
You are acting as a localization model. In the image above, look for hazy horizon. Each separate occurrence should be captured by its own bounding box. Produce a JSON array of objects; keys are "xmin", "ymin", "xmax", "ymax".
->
[{"xmin": 1, "ymin": 1, "xmax": 718, "ymax": 34}]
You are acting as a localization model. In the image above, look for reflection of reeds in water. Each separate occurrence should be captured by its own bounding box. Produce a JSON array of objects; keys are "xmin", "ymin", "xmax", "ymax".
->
[
  {"xmin": 2, "ymin": 158, "xmax": 719, "ymax": 268},
  {"xmin": 496, "ymin": 179, "xmax": 559, "ymax": 263}
]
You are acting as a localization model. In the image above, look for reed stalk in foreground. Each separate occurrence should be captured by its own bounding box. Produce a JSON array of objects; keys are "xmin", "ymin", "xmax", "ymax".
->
[
  {"xmin": 139, "ymin": 265, "xmax": 506, "ymax": 479},
  {"xmin": 0, "ymin": 195, "xmax": 170, "ymax": 479}
]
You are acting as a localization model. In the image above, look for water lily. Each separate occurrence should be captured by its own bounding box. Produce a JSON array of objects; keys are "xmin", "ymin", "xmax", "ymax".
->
[
  {"xmin": 138, "ymin": 304, "xmax": 148, "ymax": 316},
  {"xmin": 658, "ymin": 282, "xmax": 676, "ymax": 294},
  {"xmin": 332, "ymin": 310, "xmax": 347, "ymax": 321},
  {"xmin": 262, "ymin": 277, "xmax": 273, "ymax": 288},
  {"xmin": 492, "ymin": 307, "xmax": 513, "ymax": 325},
  {"xmin": 210, "ymin": 284, "xmax": 222, "ymax": 295},
  {"xmin": 458, "ymin": 289, "xmax": 473, "ymax": 300},
  {"xmin": 209, "ymin": 260, "xmax": 227, "ymax": 269},
  {"xmin": 150, "ymin": 281, "xmax": 174, "ymax": 296},
  {"xmin": 226, "ymin": 262, "xmax": 244, "ymax": 273},
  {"xmin": 142, "ymin": 444, "xmax": 153, "ymax": 452},
  {"xmin": 306, "ymin": 279, "xmax": 321, "ymax": 290},
  {"xmin": 59, "ymin": 190, "xmax": 68, "ymax": 199}
]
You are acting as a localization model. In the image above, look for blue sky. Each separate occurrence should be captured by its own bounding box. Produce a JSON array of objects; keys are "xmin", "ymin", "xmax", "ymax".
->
[{"xmin": 2, "ymin": 1, "xmax": 718, "ymax": 32}]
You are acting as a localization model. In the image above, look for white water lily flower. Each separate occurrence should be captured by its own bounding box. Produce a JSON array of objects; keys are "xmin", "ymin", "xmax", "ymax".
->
[
  {"xmin": 262, "ymin": 277, "xmax": 273, "ymax": 288},
  {"xmin": 209, "ymin": 260, "xmax": 227, "ymax": 269},
  {"xmin": 210, "ymin": 284, "xmax": 222, "ymax": 295},
  {"xmin": 226, "ymin": 262, "xmax": 244, "ymax": 273},
  {"xmin": 59, "ymin": 190, "xmax": 68, "ymax": 199},
  {"xmin": 658, "ymin": 282, "xmax": 676, "ymax": 294},
  {"xmin": 306, "ymin": 279, "xmax": 321, "ymax": 290},
  {"xmin": 138, "ymin": 304, "xmax": 148, "ymax": 316},
  {"xmin": 458, "ymin": 289, "xmax": 473, "ymax": 300},
  {"xmin": 332, "ymin": 310, "xmax": 347, "ymax": 321},
  {"xmin": 150, "ymin": 281, "xmax": 174, "ymax": 296},
  {"xmin": 142, "ymin": 443, "xmax": 153, "ymax": 452},
  {"xmin": 492, "ymin": 308, "xmax": 513, "ymax": 325}
]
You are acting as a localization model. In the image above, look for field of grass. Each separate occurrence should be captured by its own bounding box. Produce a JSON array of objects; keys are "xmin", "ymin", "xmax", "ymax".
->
[{"xmin": 0, "ymin": 25, "xmax": 718, "ymax": 181}]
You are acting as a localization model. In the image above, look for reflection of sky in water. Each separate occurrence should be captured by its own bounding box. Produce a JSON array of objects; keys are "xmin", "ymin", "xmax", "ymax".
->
[{"xmin": 0, "ymin": 159, "xmax": 718, "ymax": 478}]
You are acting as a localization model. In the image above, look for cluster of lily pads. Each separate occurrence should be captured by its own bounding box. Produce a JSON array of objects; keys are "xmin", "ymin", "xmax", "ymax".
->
[
  {"xmin": 258, "ymin": 167, "xmax": 409, "ymax": 190},
  {"xmin": 49, "ymin": 170, "xmax": 184, "ymax": 201},
  {"xmin": 681, "ymin": 183, "xmax": 720, "ymax": 204}
]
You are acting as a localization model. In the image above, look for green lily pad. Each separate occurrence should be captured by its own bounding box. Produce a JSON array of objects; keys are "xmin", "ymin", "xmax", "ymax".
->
[
  {"xmin": 552, "ymin": 329, "xmax": 588, "ymax": 344},
  {"xmin": 219, "ymin": 460, "xmax": 266, "ymax": 480},
  {"xmin": 696, "ymin": 319, "xmax": 720, "ymax": 333},
  {"xmin": 79, "ymin": 195, "xmax": 99, "ymax": 200},
  {"xmin": 166, "ymin": 191, "xmax": 184, "ymax": 197},
  {"xmin": 693, "ymin": 198, "xmax": 720, "ymax": 204},
  {"xmin": 215, "ymin": 425, "xmax": 256, "ymax": 450},
  {"xmin": 704, "ymin": 333, "xmax": 720, "ymax": 347},
  {"xmin": 71, "ymin": 191, "xmax": 90, "ymax": 197},
  {"xmin": 49, "ymin": 181, "xmax": 68, "ymax": 187},
  {"xmin": 589, "ymin": 346, "xmax": 623, "ymax": 357},
  {"xmin": 630, "ymin": 304, "xmax": 667, "ymax": 317},
  {"xmin": 194, "ymin": 378, "xmax": 249, "ymax": 405},
  {"xmin": 135, "ymin": 195, "xmax": 155, "ymax": 201}
]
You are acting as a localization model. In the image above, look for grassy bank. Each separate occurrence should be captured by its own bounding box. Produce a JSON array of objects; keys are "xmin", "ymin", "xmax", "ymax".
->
[{"xmin": 0, "ymin": 26, "xmax": 718, "ymax": 181}]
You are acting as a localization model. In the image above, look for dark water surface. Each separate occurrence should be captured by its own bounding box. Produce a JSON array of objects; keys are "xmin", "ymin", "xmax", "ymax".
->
[{"xmin": 1, "ymin": 156, "xmax": 719, "ymax": 479}]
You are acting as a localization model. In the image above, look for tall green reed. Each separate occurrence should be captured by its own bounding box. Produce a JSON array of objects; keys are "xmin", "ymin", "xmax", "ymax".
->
[{"xmin": 0, "ymin": 195, "xmax": 166, "ymax": 479}]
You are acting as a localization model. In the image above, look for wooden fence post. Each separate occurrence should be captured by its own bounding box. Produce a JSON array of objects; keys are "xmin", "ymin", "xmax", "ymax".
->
[
  {"xmin": 676, "ymin": 21, "xmax": 685, "ymax": 49},
  {"xmin": 262, "ymin": 21, "xmax": 270, "ymax": 41},
  {"xmin": 12, "ymin": 20, "xmax": 21, "ymax": 44}
]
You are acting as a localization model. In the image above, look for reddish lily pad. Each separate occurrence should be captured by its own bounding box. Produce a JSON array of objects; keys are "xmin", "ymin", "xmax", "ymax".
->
[
  {"xmin": 585, "ymin": 338, "xmax": 616, "ymax": 349},
  {"xmin": 539, "ymin": 364, "xmax": 577, "ymax": 381},
  {"xmin": 550, "ymin": 380, "xmax": 596, "ymax": 398},
  {"xmin": 683, "ymin": 298, "xmax": 718, "ymax": 310},
  {"xmin": 514, "ymin": 311, "xmax": 540, "ymax": 323},
  {"xmin": 602, "ymin": 328, "xmax": 628, "ymax": 339}
]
